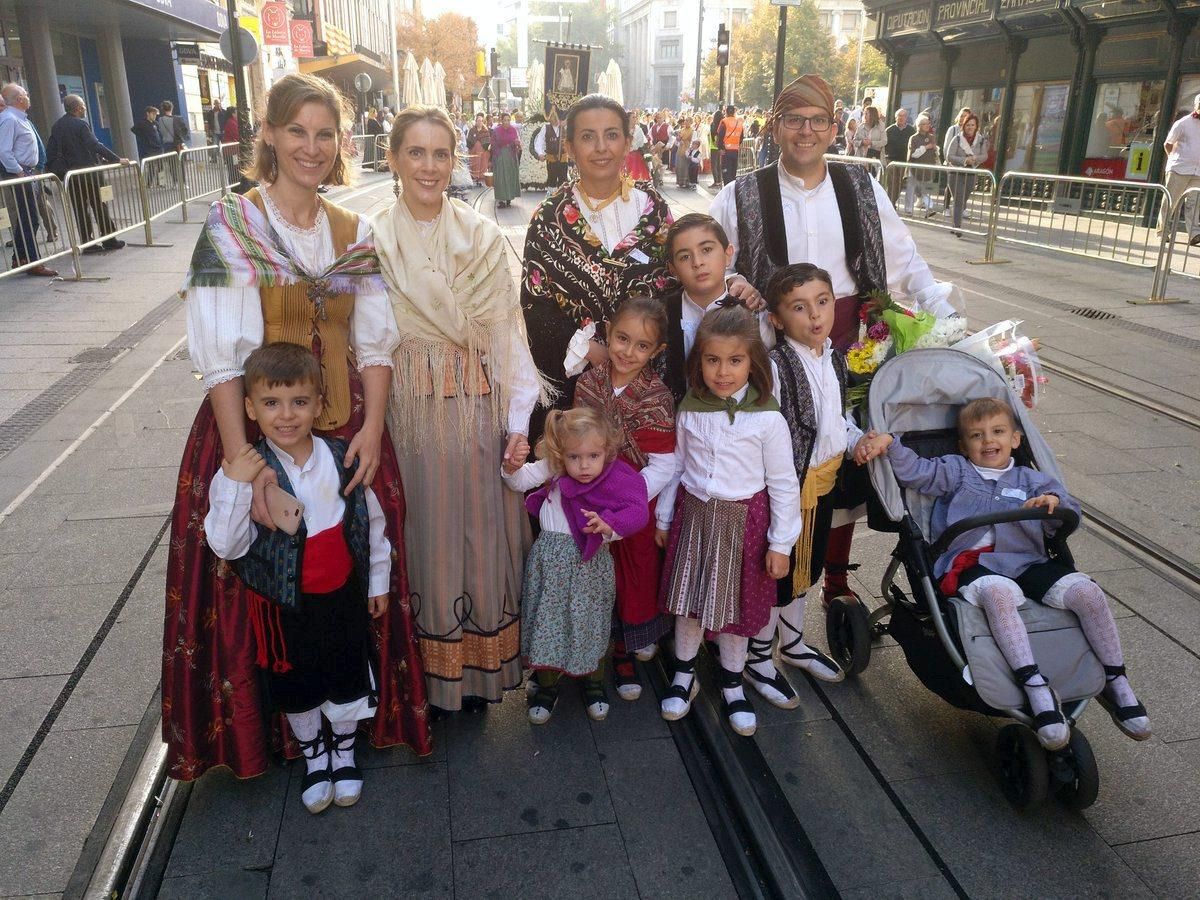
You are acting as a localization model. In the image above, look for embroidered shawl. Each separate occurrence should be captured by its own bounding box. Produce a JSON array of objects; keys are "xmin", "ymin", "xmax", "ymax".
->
[
  {"xmin": 526, "ymin": 458, "xmax": 650, "ymax": 561},
  {"xmin": 572, "ymin": 363, "xmax": 675, "ymax": 470},
  {"xmin": 372, "ymin": 195, "xmax": 552, "ymax": 452},
  {"xmin": 520, "ymin": 180, "xmax": 676, "ymax": 422},
  {"xmin": 183, "ymin": 191, "xmax": 385, "ymax": 300}
]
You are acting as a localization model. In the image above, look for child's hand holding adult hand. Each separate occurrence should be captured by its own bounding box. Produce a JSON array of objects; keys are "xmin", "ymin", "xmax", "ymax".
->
[
  {"xmin": 765, "ymin": 550, "xmax": 789, "ymax": 579},
  {"xmin": 222, "ymin": 443, "xmax": 266, "ymax": 483},
  {"xmin": 502, "ymin": 433, "xmax": 530, "ymax": 474},
  {"xmin": 581, "ymin": 509, "xmax": 614, "ymax": 537},
  {"xmin": 1024, "ymin": 493, "xmax": 1060, "ymax": 515},
  {"xmin": 368, "ymin": 595, "xmax": 388, "ymax": 619}
]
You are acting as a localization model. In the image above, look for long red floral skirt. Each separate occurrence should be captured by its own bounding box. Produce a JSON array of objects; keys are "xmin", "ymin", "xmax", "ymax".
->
[{"xmin": 161, "ymin": 381, "xmax": 432, "ymax": 782}]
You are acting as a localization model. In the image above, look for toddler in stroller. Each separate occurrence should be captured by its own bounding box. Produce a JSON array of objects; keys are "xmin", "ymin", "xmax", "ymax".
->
[{"xmin": 860, "ymin": 397, "xmax": 1150, "ymax": 752}]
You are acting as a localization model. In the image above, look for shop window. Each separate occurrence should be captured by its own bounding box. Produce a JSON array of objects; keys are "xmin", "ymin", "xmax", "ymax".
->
[
  {"xmin": 1004, "ymin": 82, "xmax": 1069, "ymax": 174},
  {"xmin": 899, "ymin": 90, "xmax": 943, "ymax": 135},
  {"xmin": 1084, "ymin": 80, "xmax": 1163, "ymax": 161}
]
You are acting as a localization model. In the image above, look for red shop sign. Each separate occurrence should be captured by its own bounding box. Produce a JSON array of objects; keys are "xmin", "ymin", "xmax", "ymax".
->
[
  {"xmin": 260, "ymin": 2, "xmax": 290, "ymax": 46},
  {"xmin": 290, "ymin": 18, "xmax": 314, "ymax": 58},
  {"xmin": 1080, "ymin": 157, "xmax": 1128, "ymax": 180}
]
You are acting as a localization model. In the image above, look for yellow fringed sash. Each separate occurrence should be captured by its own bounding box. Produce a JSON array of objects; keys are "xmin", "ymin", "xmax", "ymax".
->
[{"xmin": 793, "ymin": 455, "xmax": 843, "ymax": 595}]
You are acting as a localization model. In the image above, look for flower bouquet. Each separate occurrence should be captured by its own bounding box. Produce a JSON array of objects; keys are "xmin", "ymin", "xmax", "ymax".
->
[
  {"xmin": 950, "ymin": 319, "xmax": 1047, "ymax": 409},
  {"xmin": 845, "ymin": 290, "xmax": 969, "ymax": 411}
]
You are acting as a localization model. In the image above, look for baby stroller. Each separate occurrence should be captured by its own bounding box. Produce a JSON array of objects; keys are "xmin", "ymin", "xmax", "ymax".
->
[{"xmin": 839, "ymin": 348, "xmax": 1106, "ymax": 812}]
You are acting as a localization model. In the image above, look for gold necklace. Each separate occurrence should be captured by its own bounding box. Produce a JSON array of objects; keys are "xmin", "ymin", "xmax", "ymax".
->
[{"xmin": 578, "ymin": 185, "xmax": 622, "ymax": 215}]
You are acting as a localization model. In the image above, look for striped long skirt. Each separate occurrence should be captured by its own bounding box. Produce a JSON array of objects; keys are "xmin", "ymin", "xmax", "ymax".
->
[{"xmin": 393, "ymin": 396, "xmax": 530, "ymax": 710}]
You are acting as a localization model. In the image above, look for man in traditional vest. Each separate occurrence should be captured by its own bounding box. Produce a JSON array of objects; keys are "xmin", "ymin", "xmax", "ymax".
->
[
  {"xmin": 533, "ymin": 107, "xmax": 569, "ymax": 188},
  {"xmin": 717, "ymin": 104, "xmax": 744, "ymax": 185},
  {"xmin": 709, "ymin": 73, "xmax": 962, "ymax": 679}
]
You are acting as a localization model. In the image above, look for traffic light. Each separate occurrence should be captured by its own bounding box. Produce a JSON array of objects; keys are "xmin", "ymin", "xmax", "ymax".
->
[
  {"xmin": 716, "ymin": 24, "xmax": 730, "ymax": 67},
  {"xmin": 476, "ymin": 50, "xmax": 486, "ymax": 77},
  {"xmin": 490, "ymin": 48, "xmax": 499, "ymax": 79}
]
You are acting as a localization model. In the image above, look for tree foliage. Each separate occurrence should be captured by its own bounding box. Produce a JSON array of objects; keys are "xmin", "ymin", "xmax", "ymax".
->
[
  {"xmin": 699, "ymin": 1, "xmax": 886, "ymax": 110},
  {"xmin": 496, "ymin": 0, "xmax": 621, "ymax": 93},
  {"xmin": 396, "ymin": 12, "xmax": 485, "ymax": 101}
]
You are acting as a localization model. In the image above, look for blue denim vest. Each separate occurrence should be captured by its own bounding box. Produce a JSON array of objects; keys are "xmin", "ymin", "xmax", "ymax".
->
[{"xmin": 231, "ymin": 438, "xmax": 372, "ymax": 609}]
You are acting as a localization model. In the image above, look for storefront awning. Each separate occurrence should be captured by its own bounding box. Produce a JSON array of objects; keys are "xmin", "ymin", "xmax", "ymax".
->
[
  {"xmin": 14, "ymin": 0, "xmax": 226, "ymax": 41},
  {"xmin": 299, "ymin": 53, "xmax": 392, "ymax": 86}
]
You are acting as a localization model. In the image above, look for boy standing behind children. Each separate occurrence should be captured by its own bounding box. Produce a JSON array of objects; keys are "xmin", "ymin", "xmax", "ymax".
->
[
  {"xmin": 745, "ymin": 264, "xmax": 868, "ymax": 708},
  {"xmin": 205, "ymin": 343, "xmax": 391, "ymax": 815},
  {"xmin": 659, "ymin": 213, "xmax": 775, "ymax": 405}
]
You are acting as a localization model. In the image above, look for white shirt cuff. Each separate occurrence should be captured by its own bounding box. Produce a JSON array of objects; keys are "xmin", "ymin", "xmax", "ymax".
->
[{"xmin": 562, "ymin": 321, "xmax": 596, "ymax": 378}]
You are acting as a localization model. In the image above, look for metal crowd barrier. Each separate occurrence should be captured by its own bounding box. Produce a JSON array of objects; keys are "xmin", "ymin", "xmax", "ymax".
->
[
  {"xmin": 982, "ymin": 172, "xmax": 1168, "ymax": 268},
  {"xmin": 1146, "ymin": 185, "xmax": 1200, "ymax": 303},
  {"xmin": 825, "ymin": 153, "xmax": 883, "ymax": 180},
  {"xmin": 179, "ymin": 145, "xmax": 231, "ymax": 222},
  {"xmin": 0, "ymin": 172, "xmax": 76, "ymax": 280},
  {"xmin": 61, "ymin": 160, "xmax": 155, "ymax": 254},
  {"xmin": 885, "ymin": 161, "xmax": 997, "ymax": 238},
  {"xmin": 140, "ymin": 151, "xmax": 185, "ymax": 222}
]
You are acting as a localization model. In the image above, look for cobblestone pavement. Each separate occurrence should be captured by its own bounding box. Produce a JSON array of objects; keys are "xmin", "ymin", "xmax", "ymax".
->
[{"xmin": 0, "ymin": 174, "xmax": 1196, "ymax": 898}]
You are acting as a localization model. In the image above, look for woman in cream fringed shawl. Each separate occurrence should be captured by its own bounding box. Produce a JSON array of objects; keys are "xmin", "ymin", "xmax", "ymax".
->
[{"xmin": 373, "ymin": 105, "xmax": 551, "ymax": 714}]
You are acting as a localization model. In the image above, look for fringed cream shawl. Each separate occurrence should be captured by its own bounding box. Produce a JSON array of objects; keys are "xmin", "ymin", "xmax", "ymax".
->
[{"xmin": 373, "ymin": 195, "xmax": 553, "ymax": 452}]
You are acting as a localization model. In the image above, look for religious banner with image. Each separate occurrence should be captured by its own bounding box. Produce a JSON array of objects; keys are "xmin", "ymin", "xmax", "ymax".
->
[{"xmin": 544, "ymin": 44, "xmax": 591, "ymax": 117}]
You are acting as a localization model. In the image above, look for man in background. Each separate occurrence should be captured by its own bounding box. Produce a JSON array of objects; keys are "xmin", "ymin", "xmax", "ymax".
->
[
  {"xmin": 47, "ymin": 93, "xmax": 129, "ymax": 253},
  {"xmin": 0, "ymin": 83, "xmax": 56, "ymax": 276}
]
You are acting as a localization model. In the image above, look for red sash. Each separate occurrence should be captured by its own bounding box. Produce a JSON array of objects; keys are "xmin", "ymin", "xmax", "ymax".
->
[
  {"xmin": 302, "ymin": 525, "xmax": 354, "ymax": 594},
  {"xmin": 831, "ymin": 294, "xmax": 865, "ymax": 352}
]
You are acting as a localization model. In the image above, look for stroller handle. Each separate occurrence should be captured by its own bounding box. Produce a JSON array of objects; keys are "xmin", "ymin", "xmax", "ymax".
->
[{"xmin": 929, "ymin": 507, "xmax": 1081, "ymax": 559}]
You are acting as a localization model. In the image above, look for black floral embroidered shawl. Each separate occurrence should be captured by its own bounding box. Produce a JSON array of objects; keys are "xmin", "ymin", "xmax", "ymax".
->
[{"xmin": 521, "ymin": 180, "xmax": 676, "ymax": 439}]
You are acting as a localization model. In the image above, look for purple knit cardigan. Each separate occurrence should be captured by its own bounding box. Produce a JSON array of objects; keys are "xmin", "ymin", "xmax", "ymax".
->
[{"xmin": 526, "ymin": 458, "xmax": 649, "ymax": 562}]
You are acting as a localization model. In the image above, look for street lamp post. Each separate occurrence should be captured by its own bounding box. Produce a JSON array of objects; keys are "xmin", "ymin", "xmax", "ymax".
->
[{"xmin": 224, "ymin": 0, "xmax": 254, "ymax": 192}]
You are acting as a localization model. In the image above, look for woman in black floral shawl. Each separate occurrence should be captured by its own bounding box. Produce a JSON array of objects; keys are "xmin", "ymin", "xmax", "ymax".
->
[
  {"xmin": 520, "ymin": 95, "xmax": 675, "ymax": 441},
  {"xmin": 521, "ymin": 94, "xmax": 763, "ymax": 442}
]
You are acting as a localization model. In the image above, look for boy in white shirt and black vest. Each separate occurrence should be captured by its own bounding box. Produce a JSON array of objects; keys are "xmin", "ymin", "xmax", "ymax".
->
[
  {"xmin": 205, "ymin": 342, "xmax": 391, "ymax": 815},
  {"xmin": 744, "ymin": 264, "xmax": 874, "ymax": 708}
]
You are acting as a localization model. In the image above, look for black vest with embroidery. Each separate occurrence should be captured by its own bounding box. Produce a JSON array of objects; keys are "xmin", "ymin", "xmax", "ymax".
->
[
  {"xmin": 770, "ymin": 340, "xmax": 849, "ymax": 496},
  {"xmin": 733, "ymin": 161, "xmax": 888, "ymax": 300},
  {"xmin": 231, "ymin": 437, "xmax": 372, "ymax": 609}
]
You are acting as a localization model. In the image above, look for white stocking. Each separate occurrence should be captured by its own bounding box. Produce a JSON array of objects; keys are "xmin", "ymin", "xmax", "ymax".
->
[
  {"xmin": 1059, "ymin": 579, "xmax": 1138, "ymax": 707},
  {"xmin": 748, "ymin": 608, "xmax": 781, "ymax": 680},
  {"xmin": 718, "ymin": 634, "xmax": 749, "ymax": 705},
  {"xmin": 673, "ymin": 616, "xmax": 704, "ymax": 664},
  {"xmin": 286, "ymin": 708, "xmax": 328, "ymax": 775},
  {"xmin": 972, "ymin": 578, "xmax": 1056, "ymax": 716}
]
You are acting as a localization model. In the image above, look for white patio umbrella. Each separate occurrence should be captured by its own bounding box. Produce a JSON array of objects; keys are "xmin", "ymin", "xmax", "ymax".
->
[
  {"xmin": 527, "ymin": 58, "xmax": 545, "ymax": 114},
  {"xmin": 402, "ymin": 51, "xmax": 422, "ymax": 106},
  {"xmin": 604, "ymin": 59, "xmax": 624, "ymax": 107},
  {"xmin": 433, "ymin": 60, "xmax": 447, "ymax": 108},
  {"xmin": 420, "ymin": 57, "xmax": 437, "ymax": 109}
]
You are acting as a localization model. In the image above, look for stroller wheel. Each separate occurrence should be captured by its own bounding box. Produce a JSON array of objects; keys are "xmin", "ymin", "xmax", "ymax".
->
[
  {"xmin": 995, "ymin": 724, "xmax": 1050, "ymax": 812},
  {"xmin": 825, "ymin": 596, "xmax": 872, "ymax": 676},
  {"xmin": 1050, "ymin": 728, "xmax": 1100, "ymax": 811}
]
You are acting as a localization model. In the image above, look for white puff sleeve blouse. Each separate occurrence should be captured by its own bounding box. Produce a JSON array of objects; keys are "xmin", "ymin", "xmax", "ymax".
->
[{"xmin": 186, "ymin": 200, "xmax": 400, "ymax": 390}]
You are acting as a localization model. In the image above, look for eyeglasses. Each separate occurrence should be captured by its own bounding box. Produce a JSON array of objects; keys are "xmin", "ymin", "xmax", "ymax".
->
[{"xmin": 778, "ymin": 114, "xmax": 832, "ymax": 133}]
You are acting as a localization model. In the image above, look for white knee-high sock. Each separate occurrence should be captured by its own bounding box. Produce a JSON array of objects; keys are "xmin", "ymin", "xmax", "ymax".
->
[
  {"xmin": 779, "ymin": 591, "xmax": 807, "ymax": 639},
  {"xmin": 718, "ymin": 633, "xmax": 749, "ymax": 705},
  {"xmin": 286, "ymin": 708, "xmax": 327, "ymax": 775},
  {"xmin": 977, "ymin": 582, "xmax": 1055, "ymax": 716},
  {"xmin": 674, "ymin": 615, "xmax": 704, "ymax": 663},
  {"xmin": 749, "ymin": 608, "xmax": 781, "ymax": 678},
  {"xmin": 1061, "ymin": 580, "xmax": 1138, "ymax": 707}
]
